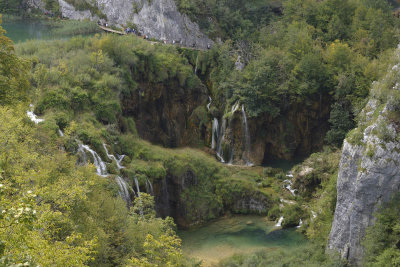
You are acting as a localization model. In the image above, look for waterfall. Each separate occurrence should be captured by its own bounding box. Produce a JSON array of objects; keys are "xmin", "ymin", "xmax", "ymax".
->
[
  {"xmin": 296, "ymin": 219, "xmax": 303, "ymax": 228},
  {"xmin": 241, "ymin": 105, "xmax": 253, "ymax": 166},
  {"xmin": 211, "ymin": 118, "xmax": 219, "ymax": 150},
  {"xmin": 194, "ymin": 54, "xmax": 199, "ymax": 74},
  {"xmin": 231, "ymin": 101, "xmax": 240, "ymax": 113},
  {"xmin": 77, "ymin": 144, "xmax": 107, "ymax": 176},
  {"xmin": 216, "ymin": 119, "xmax": 227, "ymax": 163},
  {"xmin": 58, "ymin": 129, "xmax": 64, "ymax": 137},
  {"xmin": 283, "ymin": 179, "xmax": 297, "ymax": 196},
  {"xmin": 145, "ymin": 178, "xmax": 154, "ymax": 195},
  {"xmin": 275, "ymin": 216, "xmax": 284, "ymax": 227},
  {"xmin": 134, "ymin": 176, "xmax": 141, "ymax": 197},
  {"xmin": 207, "ymin": 96, "xmax": 212, "ymax": 111},
  {"xmin": 103, "ymin": 143, "xmax": 125, "ymax": 169},
  {"xmin": 27, "ymin": 105, "xmax": 44, "ymax": 124},
  {"xmin": 115, "ymin": 176, "xmax": 131, "ymax": 204}
]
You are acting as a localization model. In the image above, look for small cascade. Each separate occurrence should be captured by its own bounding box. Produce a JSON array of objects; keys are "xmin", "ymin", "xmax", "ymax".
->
[
  {"xmin": 194, "ymin": 54, "xmax": 199, "ymax": 74},
  {"xmin": 275, "ymin": 216, "xmax": 284, "ymax": 227},
  {"xmin": 296, "ymin": 219, "xmax": 303, "ymax": 229},
  {"xmin": 231, "ymin": 101, "xmax": 240, "ymax": 113},
  {"xmin": 211, "ymin": 118, "xmax": 219, "ymax": 150},
  {"xmin": 115, "ymin": 176, "xmax": 131, "ymax": 204},
  {"xmin": 103, "ymin": 143, "xmax": 125, "ymax": 169},
  {"xmin": 58, "ymin": 129, "xmax": 64, "ymax": 137},
  {"xmin": 241, "ymin": 105, "xmax": 253, "ymax": 166},
  {"xmin": 216, "ymin": 119, "xmax": 227, "ymax": 163},
  {"xmin": 77, "ymin": 144, "xmax": 107, "ymax": 176},
  {"xmin": 134, "ymin": 177, "xmax": 141, "ymax": 197},
  {"xmin": 283, "ymin": 179, "xmax": 297, "ymax": 196},
  {"xmin": 207, "ymin": 96, "xmax": 212, "ymax": 111},
  {"xmin": 145, "ymin": 178, "xmax": 154, "ymax": 195},
  {"xmin": 27, "ymin": 105, "xmax": 44, "ymax": 124}
]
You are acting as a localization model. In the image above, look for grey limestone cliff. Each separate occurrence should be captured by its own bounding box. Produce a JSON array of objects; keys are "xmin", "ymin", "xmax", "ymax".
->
[
  {"xmin": 27, "ymin": 0, "xmax": 212, "ymax": 49},
  {"xmin": 328, "ymin": 51, "xmax": 400, "ymax": 265}
]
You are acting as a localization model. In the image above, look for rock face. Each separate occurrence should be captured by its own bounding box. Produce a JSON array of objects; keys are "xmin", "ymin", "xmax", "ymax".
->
[
  {"xmin": 122, "ymin": 80, "xmax": 208, "ymax": 148},
  {"xmin": 26, "ymin": 0, "xmax": 212, "ymax": 49},
  {"xmin": 209, "ymin": 97, "xmax": 331, "ymax": 165},
  {"xmin": 328, "ymin": 67, "xmax": 400, "ymax": 264}
]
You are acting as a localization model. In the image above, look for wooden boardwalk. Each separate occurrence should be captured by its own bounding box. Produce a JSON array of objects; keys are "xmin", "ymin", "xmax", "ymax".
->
[
  {"xmin": 98, "ymin": 25, "xmax": 206, "ymax": 51},
  {"xmin": 99, "ymin": 25, "xmax": 126, "ymax": 35}
]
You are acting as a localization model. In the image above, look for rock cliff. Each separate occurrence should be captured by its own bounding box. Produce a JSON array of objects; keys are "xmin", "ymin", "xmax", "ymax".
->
[
  {"xmin": 26, "ymin": 0, "xmax": 212, "ymax": 49},
  {"xmin": 328, "ymin": 51, "xmax": 400, "ymax": 265}
]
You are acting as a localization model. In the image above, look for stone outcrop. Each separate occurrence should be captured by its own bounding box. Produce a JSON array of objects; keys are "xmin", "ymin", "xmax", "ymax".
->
[
  {"xmin": 328, "ymin": 58, "xmax": 400, "ymax": 264},
  {"xmin": 26, "ymin": 0, "xmax": 212, "ymax": 49}
]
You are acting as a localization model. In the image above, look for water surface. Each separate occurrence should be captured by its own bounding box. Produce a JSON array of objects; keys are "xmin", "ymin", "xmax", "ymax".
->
[
  {"xmin": 178, "ymin": 215, "xmax": 306, "ymax": 266},
  {"xmin": 2, "ymin": 19, "xmax": 53, "ymax": 43}
]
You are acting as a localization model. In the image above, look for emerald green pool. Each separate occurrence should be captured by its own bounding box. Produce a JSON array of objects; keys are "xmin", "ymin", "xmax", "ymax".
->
[
  {"xmin": 178, "ymin": 215, "xmax": 306, "ymax": 266},
  {"xmin": 2, "ymin": 19, "xmax": 53, "ymax": 43}
]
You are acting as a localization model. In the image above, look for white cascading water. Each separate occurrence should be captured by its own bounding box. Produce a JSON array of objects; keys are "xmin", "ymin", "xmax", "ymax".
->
[
  {"xmin": 207, "ymin": 96, "xmax": 212, "ymax": 111},
  {"xmin": 231, "ymin": 101, "xmax": 240, "ymax": 113},
  {"xmin": 211, "ymin": 118, "xmax": 219, "ymax": 150},
  {"xmin": 103, "ymin": 143, "xmax": 125, "ymax": 169},
  {"xmin": 134, "ymin": 176, "xmax": 141, "ymax": 197},
  {"xmin": 78, "ymin": 144, "xmax": 107, "ymax": 176},
  {"xmin": 27, "ymin": 104, "xmax": 44, "ymax": 124},
  {"xmin": 284, "ymin": 173, "xmax": 296, "ymax": 196},
  {"xmin": 275, "ymin": 216, "xmax": 284, "ymax": 227},
  {"xmin": 58, "ymin": 129, "xmax": 64, "ymax": 137},
  {"xmin": 78, "ymin": 142, "xmax": 131, "ymax": 205},
  {"xmin": 216, "ymin": 119, "xmax": 227, "ymax": 163},
  {"xmin": 115, "ymin": 176, "xmax": 131, "ymax": 204},
  {"xmin": 241, "ymin": 105, "xmax": 253, "ymax": 166},
  {"xmin": 296, "ymin": 219, "xmax": 303, "ymax": 228},
  {"xmin": 145, "ymin": 178, "xmax": 154, "ymax": 195},
  {"xmin": 194, "ymin": 54, "xmax": 199, "ymax": 74}
]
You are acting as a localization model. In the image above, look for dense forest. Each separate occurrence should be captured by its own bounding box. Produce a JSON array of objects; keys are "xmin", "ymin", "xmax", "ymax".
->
[{"xmin": 1, "ymin": 0, "xmax": 400, "ymax": 266}]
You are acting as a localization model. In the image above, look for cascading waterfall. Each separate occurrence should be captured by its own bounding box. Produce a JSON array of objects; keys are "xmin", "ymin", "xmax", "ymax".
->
[
  {"xmin": 241, "ymin": 105, "xmax": 253, "ymax": 166},
  {"xmin": 211, "ymin": 118, "xmax": 219, "ymax": 150},
  {"xmin": 216, "ymin": 119, "xmax": 227, "ymax": 163},
  {"xmin": 103, "ymin": 143, "xmax": 125, "ymax": 169},
  {"xmin": 134, "ymin": 177, "xmax": 141, "ymax": 197},
  {"xmin": 77, "ymin": 144, "xmax": 107, "ymax": 176},
  {"xmin": 296, "ymin": 219, "xmax": 303, "ymax": 228},
  {"xmin": 275, "ymin": 216, "xmax": 284, "ymax": 227},
  {"xmin": 207, "ymin": 96, "xmax": 212, "ymax": 111},
  {"xmin": 78, "ymin": 142, "xmax": 131, "ymax": 205},
  {"xmin": 27, "ymin": 104, "xmax": 44, "ymax": 124},
  {"xmin": 194, "ymin": 54, "xmax": 199, "ymax": 74},
  {"xmin": 58, "ymin": 129, "xmax": 64, "ymax": 137},
  {"xmin": 115, "ymin": 176, "xmax": 131, "ymax": 204},
  {"xmin": 145, "ymin": 178, "xmax": 154, "ymax": 195}
]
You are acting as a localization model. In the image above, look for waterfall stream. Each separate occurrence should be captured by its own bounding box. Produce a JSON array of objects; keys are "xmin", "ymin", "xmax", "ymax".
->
[
  {"xmin": 216, "ymin": 119, "xmax": 227, "ymax": 163},
  {"xmin": 145, "ymin": 178, "xmax": 154, "ymax": 195},
  {"xmin": 134, "ymin": 177, "xmax": 141, "ymax": 197},
  {"xmin": 78, "ymin": 144, "xmax": 107, "ymax": 176},
  {"xmin": 78, "ymin": 142, "xmax": 132, "ymax": 205},
  {"xmin": 194, "ymin": 54, "xmax": 199, "ymax": 74},
  {"xmin": 275, "ymin": 216, "xmax": 284, "ymax": 227},
  {"xmin": 207, "ymin": 96, "xmax": 212, "ymax": 111},
  {"xmin": 241, "ymin": 105, "xmax": 253, "ymax": 166},
  {"xmin": 58, "ymin": 129, "xmax": 64, "ymax": 137},
  {"xmin": 27, "ymin": 104, "xmax": 44, "ymax": 124},
  {"xmin": 103, "ymin": 143, "xmax": 125, "ymax": 169},
  {"xmin": 211, "ymin": 118, "xmax": 219, "ymax": 150},
  {"xmin": 115, "ymin": 176, "xmax": 131, "ymax": 204}
]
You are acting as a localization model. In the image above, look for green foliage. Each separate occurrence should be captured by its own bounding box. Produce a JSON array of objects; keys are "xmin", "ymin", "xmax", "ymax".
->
[
  {"xmin": 218, "ymin": 243, "xmax": 344, "ymax": 267},
  {"xmin": 325, "ymin": 103, "xmax": 355, "ymax": 147},
  {"xmin": 0, "ymin": 15, "xmax": 29, "ymax": 105},
  {"xmin": 363, "ymin": 194, "xmax": 400, "ymax": 266}
]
